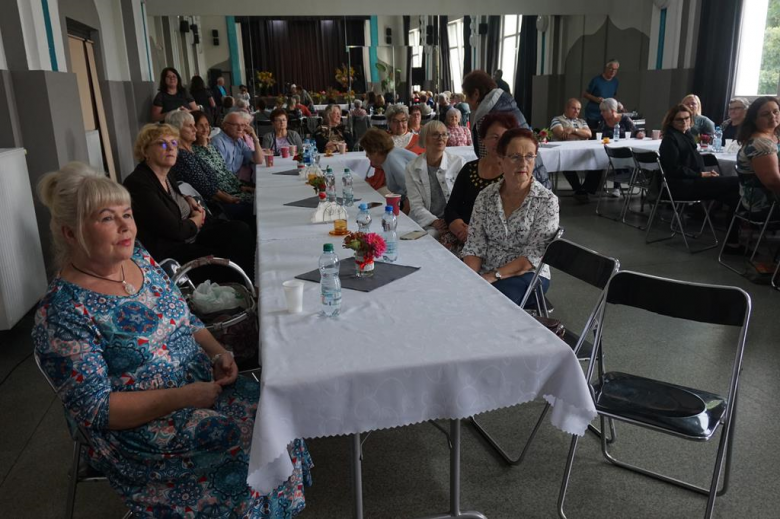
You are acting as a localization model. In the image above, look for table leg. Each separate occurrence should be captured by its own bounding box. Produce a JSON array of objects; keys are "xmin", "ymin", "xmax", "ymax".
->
[
  {"xmin": 351, "ymin": 433, "xmax": 364, "ymax": 519},
  {"xmin": 416, "ymin": 419, "xmax": 488, "ymax": 519}
]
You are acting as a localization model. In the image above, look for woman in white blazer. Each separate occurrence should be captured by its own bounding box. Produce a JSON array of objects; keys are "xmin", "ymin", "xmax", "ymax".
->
[{"xmin": 404, "ymin": 120, "xmax": 465, "ymax": 238}]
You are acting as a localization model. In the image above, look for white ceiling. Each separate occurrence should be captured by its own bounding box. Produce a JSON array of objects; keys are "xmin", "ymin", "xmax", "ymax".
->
[{"xmin": 145, "ymin": 0, "xmax": 616, "ymax": 17}]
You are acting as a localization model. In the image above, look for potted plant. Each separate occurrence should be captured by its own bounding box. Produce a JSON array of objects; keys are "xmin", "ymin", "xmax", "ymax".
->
[{"xmin": 256, "ymin": 71, "xmax": 276, "ymax": 95}]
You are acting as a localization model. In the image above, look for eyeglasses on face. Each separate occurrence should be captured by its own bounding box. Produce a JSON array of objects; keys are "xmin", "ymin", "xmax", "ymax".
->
[
  {"xmin": 503, "ymin": 153, "xmax": 537, "ymax": 164},
  {"xmin": 429, "ymin": 132, "xmax": 449, "ymax": 140},
  {"xmin": 391, "ymin": 118, "xmax": 408, "ymax": 124},
  {"xmin": 154, "ymin": 139, "xmax": 178, "ymax": 150},
  {"xmin": 673, "ymin": 116, "xmax": 691, "ymax": 123}
]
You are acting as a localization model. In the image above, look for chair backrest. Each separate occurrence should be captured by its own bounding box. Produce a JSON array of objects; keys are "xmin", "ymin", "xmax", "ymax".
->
[
  {"xmin": 631, "ymin": 150, "xmax": 664, "ymax": 192},
  {"xmin": 541, "ymin": 238, "xmax": 620, "ymax": 290},
  {"xmin": 604, "ymin": 271, "xmax": 750, "ymax": 327},
  {"xmin": 701, "ymin": 153, "xmax": 720, "ymax": 170},
  {"xmin": 604, "ymin": 145, "xmax": 636, "ymax": 170},
  {"xmin": 352, "ymin": 115, "xmax": 370, "ymax": 143}
]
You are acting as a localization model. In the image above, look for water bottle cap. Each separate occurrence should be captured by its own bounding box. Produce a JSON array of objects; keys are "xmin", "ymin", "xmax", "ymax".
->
[
  {"xmin": 323, "ymin": 243, "xmax": 334, "ymax": 252},
  {"xmin": 385, "ymin": 205, "xmax": 393, "ymax": 212},
  {"xmin": 359, "ymin": 203, "xmax": 368, "ymax": 210}
]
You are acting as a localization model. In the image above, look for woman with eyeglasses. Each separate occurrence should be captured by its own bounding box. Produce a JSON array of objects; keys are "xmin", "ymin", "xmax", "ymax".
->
[
  {"xmin": 123, "ymin": 124, "xmax": 255, "ymax": 277},
  {"xmin": 721, "ymin": 97, "xmax": 750, "ymax": 147},
  {"xmin": 385, "ymin": 104, "xmax": 425, "ymax": 154},
  {"xmin": 462, "ymin": 128, "xmax": 559, "ymax": 307},
  {"xmin": 658, "ymin": 104, "xmax": 741, "ymax": 251},
  {"xmin": 405, "ymin": 121, "xmax": 465, "ymax": 238},
  {"xmin": 735, "ymin": 96, "xmax": 780, "ymax": 218},
  {"xmin": 261, "ymin": 108, "xmax": 304, "ymax": 156}
]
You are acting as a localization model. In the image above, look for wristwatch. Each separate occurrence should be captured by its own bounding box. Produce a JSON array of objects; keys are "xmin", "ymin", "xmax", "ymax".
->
[{"xmin": 494, "ymin": 270, "xmax": 502, "ymax": 280}]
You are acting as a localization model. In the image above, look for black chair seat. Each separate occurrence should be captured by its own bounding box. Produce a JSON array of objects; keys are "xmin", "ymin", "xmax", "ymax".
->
[{"xmin": 594, "ymin": 371, "xmax": 726, "ymax": 439}]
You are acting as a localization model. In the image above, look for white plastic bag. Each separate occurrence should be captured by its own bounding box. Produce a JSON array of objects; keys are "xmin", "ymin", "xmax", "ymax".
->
[{"xmin": 191, "ymin": 280, "xmax": 245, "ymax": 314}]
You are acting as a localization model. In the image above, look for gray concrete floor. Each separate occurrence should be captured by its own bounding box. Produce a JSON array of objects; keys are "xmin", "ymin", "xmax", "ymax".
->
[{"xmin": 1, "ymin": 187, "xmax": 778, "ymax": 518}]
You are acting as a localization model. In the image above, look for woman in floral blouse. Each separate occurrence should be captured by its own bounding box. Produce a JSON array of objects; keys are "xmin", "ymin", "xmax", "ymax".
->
[
  {"xmin": 33, "ymin": 164, "xmax": 311, "ymax": 518},
  {"xmin": 462, "ymin": 128, "xmax": 559, "ymax": 307},
  {"xmin": 166, "ymin": 111, "xmax": 255, "ymax": 228},
  {"xmin": 445, "ymin": 108, "xmax": 472, "ymax": 147}
]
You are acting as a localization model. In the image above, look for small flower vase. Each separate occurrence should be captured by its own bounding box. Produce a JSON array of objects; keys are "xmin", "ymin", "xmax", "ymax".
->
[{"xmin": 355, "ymin": 253, "xmax": 375, "ymax": 278}]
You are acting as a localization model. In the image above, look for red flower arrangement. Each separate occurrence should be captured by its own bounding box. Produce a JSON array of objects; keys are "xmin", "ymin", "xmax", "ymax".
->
[
  {"xmin": 343, "ymin": 232, "xmax": 386, "ymax": 262},
  {"xmin": 306, "ymin": 176, "xmax": 326, "ymax": 193}
]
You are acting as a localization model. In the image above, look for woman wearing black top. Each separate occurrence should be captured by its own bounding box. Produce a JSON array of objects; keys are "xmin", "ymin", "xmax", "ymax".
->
[
  {"xmin": 151, "ymin": 67, "xmax": 197, "ymax": 122},
  {"xmin": 123, "ymin": 123, "xmax": 254, "ymax": 278},
  {"xmin": 444, "ymin": 112, "xmax": 519, "ymax": 245},
  {"xmin": 658, "ymin": 104, "xmax": 741, "ymax": 248},
  {"xmin": 189, "ymin": 75, "xmax": 216, "ymax": 119}
]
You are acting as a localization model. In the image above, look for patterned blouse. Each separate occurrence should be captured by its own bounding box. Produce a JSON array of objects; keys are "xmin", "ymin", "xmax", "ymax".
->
[
  {"xmin": 736, "ymin": 136, "xmax": 778, "ymax": 212},
  {"xmin": 446, "ymin": 125, "xmax": 472, "ymax": 147},
  {"xmin": 170, "ymin": 148, "xmax": 220, "ymax": 200},
  {"xmin": 32, "ymin": 245, "xmax": 311, "ymax": 518},
  {"xmin": 193, "ymin": 144, "xmax": 253, "ymax": 203},
  {"xmin": 462, "ymin": 179, "xmax": 560, "ymax": 279}
]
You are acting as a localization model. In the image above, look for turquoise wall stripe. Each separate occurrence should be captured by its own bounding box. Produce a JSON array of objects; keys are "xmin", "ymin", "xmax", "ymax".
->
[
  {"xmin": 656, "ymin": 8, "xmax": 667, "ymax": 70},
  {"xmin": 369, "ymin": 16, "xmax": 379, "ymax": 83},
  {"xmin": 141, "ymin": 2, "xmax": 153, "ymax": 81},
  {"xmin": 226, "ymin": 16, "xmax": 241, "ymax": 85},
  {"xmin": 41, "ymin": 0, "xmax": 58, "ymax": 71}
]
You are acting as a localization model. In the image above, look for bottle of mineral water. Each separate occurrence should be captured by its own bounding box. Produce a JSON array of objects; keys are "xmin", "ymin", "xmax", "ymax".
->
[
  {"xmin": 381, "ymin": 206, "xmax": 398, "ymax": 262},
  {"xmin": 356, "ymin": 203, "xmax": 371, "ymax": 233},
  {"xmin": 714, "ymin": 126, "xmax": 723, "ymax": 152},
  {"xmin": 319, "ymin": 243, "xmax": 341, "ymax": 317},
  {"xmin": 342, "ymin": 168, "xmax": 354, "ymax": 206},
  {"xmin": 324, "ymin": 166, "xmax": 337, "ymax": 202},
  {"xmin": 613, "ymin": 122, "xmax": 620, "ymax": 142}
]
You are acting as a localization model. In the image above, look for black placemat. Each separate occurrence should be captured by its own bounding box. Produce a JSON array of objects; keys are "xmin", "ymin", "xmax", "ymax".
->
[
  {"xmin": 272, "ymin": 169, "xmax": 301, "ymax": 176},
  {"xmin": 296, "ymin": 260, "xmax": 419, "ymax": 292},
  {"xmin": 284, "ymin": 196, "xmax": 362, "ymax": 208}
]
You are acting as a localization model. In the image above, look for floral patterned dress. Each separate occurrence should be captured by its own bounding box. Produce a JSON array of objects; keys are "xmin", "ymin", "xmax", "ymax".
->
[
  {"xmin": 193, "ymin": 144, "xmax": 254, "ymax": 204},
  {"xmin": 32, "ymin": 245, "xmax": 312, "ymax": 519}
]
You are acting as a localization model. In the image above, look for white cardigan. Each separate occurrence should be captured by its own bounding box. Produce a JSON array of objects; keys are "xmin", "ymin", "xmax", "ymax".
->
[{"xmin": 404, "ymin": 150, "xmax": 464, "ymax": 228}]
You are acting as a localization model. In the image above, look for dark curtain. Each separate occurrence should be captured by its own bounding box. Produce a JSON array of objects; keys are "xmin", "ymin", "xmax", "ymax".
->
[
  {"xmin": 514, "ymin": 15, "xmax": 537, "ymax": 122},
  {"xmin": 239, "ymin": 17, "xmax": 366, "ymax": 94},
  {"xmin": 439, "ymin": 16, "xmax": 452, "ymax": 92},
  {"xmin": 404, "ymin": 16, "xmax": 412, "ymax": 102},
  {"xmin": 345, "ymin": 20, "xmax": 367, "ymax": 93},
  {"xmin": 485, "ymin": 16, "xmax": 502, "ymax": 74},
  {"xmin": 463, "ymin": 16, "xmax": 472, "ymax": 76},
  {"xmin": 692, "ymin": 0, "xmax": 743, "ymax": 124}
]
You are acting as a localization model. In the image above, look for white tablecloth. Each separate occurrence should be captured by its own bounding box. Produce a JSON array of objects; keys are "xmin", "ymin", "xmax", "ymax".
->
[
  {"xmin": 536, "ymin": 139, "xmax": 661, "ymax": 172},
  {"xmin": 247, "ymin": 168, "xmax": 598, "ymax": 494},
  {"xmin": 313, "ymin": 103, "xmax": 349, "ymax": 112}
]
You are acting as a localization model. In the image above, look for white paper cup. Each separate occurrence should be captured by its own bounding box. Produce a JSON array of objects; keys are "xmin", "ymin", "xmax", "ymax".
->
[
  {"xmin": 596, "ymin": 132, "xmax": 603, "ymax": 141},
  {"xmin": 725, "ymin": 139, "xmax": 734, "ymax": 150},
  {"xmin": 625, "ymin": 131, "xmax": 632, "ymax": 139},
  {"xmin": 282, "ymin": 280, "xmax": 304, "ymax": 313},
  {"xmin": 652, "ymin": 129, "xmax": 661, "ymax": 140}
]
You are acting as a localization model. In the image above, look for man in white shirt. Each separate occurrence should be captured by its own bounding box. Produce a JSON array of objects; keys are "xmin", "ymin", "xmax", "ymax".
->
[{"xmin": 550, "ymin": 99, "xmax": 600, "ymax": 202}]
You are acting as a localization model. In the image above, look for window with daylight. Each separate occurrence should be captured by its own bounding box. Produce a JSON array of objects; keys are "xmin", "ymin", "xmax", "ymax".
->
[
  {"xmin": 498, "ymin": 15, "xmax": 522, "ymax": 94},
  {"xmin": 409, "ymin": 28, "xmax": 423, "ymax": 92},
  {"xmin": 735, "ymin": 0, "xmax": 780, "ymax": 96},
  {"xmin": 448, "ymin": 18, "xmax": 465, "ymax": 92}
]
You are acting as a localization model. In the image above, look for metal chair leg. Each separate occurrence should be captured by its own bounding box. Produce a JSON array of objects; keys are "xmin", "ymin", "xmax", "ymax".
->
[
  {"xmin": 557, "ymin": 433, "xmax": 581, "ymax": 519},
  {"xmin": 470, "ymin": 404, "xmax": 550, "ymax": 466},
  {"xmin": 65, "ymin": 440, "xmax": 82, "ymax": 519}
]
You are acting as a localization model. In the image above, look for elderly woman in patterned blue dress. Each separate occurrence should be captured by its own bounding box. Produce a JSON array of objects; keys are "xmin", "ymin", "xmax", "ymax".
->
[
  {"xmin": 462, "ymin": 128, "xmax": 560, "ymax": 307},
  {"xmin": 32, "ymin": 162, "xmax": 312, "ymax": 518}
]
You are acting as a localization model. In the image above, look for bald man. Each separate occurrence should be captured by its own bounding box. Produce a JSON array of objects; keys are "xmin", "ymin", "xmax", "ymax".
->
[{"xmin": 550, "ymin": 98, "xmax": 600, "ymax": 202}]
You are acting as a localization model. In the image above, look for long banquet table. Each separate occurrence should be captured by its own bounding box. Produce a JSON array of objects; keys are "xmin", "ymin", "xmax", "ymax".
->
[{"xmin": 248, "ymin": 157, "xmax": 598, "ymax": 517}]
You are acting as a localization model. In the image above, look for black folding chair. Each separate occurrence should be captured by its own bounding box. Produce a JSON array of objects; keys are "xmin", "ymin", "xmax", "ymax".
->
[
  {"xmin": 557, "ymin": 271, "xmax": 751, "ymax": 519},
  {"xmin": 717, "ymin": 173, "xmax": 780, "ymax": 275},
  {"xmin": 471, "ymin": 237, "xmax": 620, "ymax": 466},
  {"xmin": 634, "ymin": 150, "xmax": 719, "ymax": 253},
  {"xmin": 701, "ymin": 153, "xmax": 721, "ymax": 174},
  {"xmin": 34, "ymin": 353, "xmax": 134, "ymax": 519},
  {"xmin": 596, "ymin": 146, "xmax": 636, "ymax": 221}
]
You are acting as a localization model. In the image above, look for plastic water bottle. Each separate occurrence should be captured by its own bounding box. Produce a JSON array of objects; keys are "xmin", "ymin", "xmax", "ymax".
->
[
  {"xmin": 324, "ymin": 166, "xmax": 337, "ymax": 202},
  {"xmin": 714, "ymin": 126, "xmax": 723, "ymax": 152},
  {"xmin": 303, "ymin": 141, "xmax": 313, "ymax": 166},
  {"xmin": 342, "ymin": 168, "xmax": 354, "ymax": 207},
  {"xmin": 319, "ymin": 243, "xmax": 341, "ymax": 317},
  {"xmin": 381, "ymin": 206, "xmax": 398, "ymax": 262},
  {"xmin": 356, "ymin": 203, "xmax": 372, "ymax": 233},
  {"xmin": 613, "ymin": 122, "xmax": 620, "ymax": 142}
]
